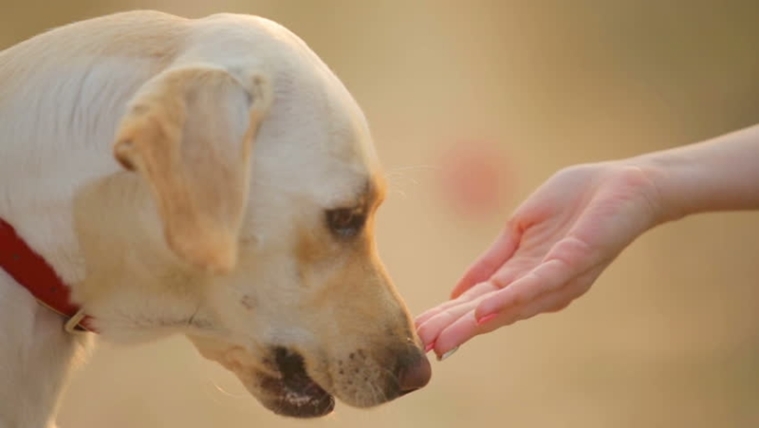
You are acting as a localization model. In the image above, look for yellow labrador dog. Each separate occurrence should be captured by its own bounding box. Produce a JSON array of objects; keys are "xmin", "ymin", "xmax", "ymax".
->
[{"xmin": 0, "ymin": 10, "xmax": 431, "ymax": 427}]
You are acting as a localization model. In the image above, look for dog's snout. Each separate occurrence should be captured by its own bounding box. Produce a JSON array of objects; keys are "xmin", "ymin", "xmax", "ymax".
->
[{"xmin": 397, "ymin": 352, "xmax": 432, "ymax": 395}]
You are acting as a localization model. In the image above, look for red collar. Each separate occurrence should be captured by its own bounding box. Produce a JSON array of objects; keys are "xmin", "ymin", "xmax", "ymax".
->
[{"xmin": 0, "ymin": 218, "xmax": 95, "ymax": 333}]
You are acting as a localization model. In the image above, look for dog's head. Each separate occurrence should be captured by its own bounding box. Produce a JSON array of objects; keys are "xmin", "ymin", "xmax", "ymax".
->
[{"xmin": 104, "ymin": 28, "xmax": 429, "ymax": 417}]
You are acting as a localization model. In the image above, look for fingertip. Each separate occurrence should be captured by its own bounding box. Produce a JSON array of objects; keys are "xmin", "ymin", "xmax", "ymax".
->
[
  {"xmin": 416, "ymin": 317, "xmax": 446, "ymax": 351},
  {"xmin": 437, "ymin": 346, "xmax": 460, "ymax": 361},
  {"xmin": 432, "ymin": 313, "xmax": 479, "ymax": 359},
  {"xmin": 415, "ymin": 319, "xmax": 434, "ymax": 343},
  {"xmin": 474, "ymin": 299, "xmax": 495, "ymax": 321},
  {"xmin": 475, "ymin": 313, "xmax": 498, "ymax": 326},
  {"xmin": 474, "ymin": 295, "xmax": 511, "ymax": 323},
  {"xmin": 414, "ymin": 309, "xmax": 439, "ymax": 328}
]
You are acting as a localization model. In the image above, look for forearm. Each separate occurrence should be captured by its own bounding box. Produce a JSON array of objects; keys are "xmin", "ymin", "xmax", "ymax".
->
[{"xmin": 633, "ymin": 124, "xmax": 759, "ymax": 224}]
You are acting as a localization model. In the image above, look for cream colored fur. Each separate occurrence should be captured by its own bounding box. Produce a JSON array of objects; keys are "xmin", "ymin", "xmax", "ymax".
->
[{"xmin": 0, "ymin": 11, "xmax": 426, "ymax": 427}]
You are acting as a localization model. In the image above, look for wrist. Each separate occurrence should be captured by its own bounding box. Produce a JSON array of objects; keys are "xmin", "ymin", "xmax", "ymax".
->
[
  {"xmin": 626, "ymin": 125, "xmax": 759, "ymax": 223},
  {"xmin": 623, "ymin": 153, "xmax": 690, "ymax": 226}
]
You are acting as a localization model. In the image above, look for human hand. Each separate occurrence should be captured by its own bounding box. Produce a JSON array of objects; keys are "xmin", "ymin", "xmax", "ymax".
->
[{"xmin": 416, "ymin": 161, "xmax": 664, "ymax": 359}]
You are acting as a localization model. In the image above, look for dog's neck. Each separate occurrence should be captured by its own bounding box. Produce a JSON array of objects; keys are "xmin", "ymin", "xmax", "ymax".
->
[
  {"xmin": 0, "ymin": 217, "xmax": 96, "ymax": 333},
  {"xmin": 0, "ymin": 269, "xmax": 91, "ymax": 427},
  {"xmin": 66, "ymin": 172, "xmax": 226, "ymax": 342},
  {"xmin": 0, "ymin": 34, "xmax": 167, "ymax": 425},
  {"xmin": 0, "ymin": 16, "xmax": 208, "ymax": 343}
]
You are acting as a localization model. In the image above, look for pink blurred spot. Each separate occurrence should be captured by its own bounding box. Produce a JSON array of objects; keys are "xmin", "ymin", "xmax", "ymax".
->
[{"xmin": 438, "ymin": 141, "xmax": 511, "ymax": 219}]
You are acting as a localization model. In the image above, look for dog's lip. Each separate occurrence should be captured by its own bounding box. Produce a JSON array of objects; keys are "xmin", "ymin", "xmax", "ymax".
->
[{"xmin": 259, "ymin": 347, "xmax": 335, "ymax": 418}]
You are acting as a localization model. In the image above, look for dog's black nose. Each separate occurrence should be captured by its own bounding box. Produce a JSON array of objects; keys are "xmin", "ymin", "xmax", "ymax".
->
[{"xmin": 398, "ymin": 354, "xmax": 432, "ymax": 394}]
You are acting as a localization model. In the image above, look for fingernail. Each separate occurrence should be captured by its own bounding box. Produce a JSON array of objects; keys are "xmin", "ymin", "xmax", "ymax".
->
[
  {"xmin": 476, "ymin": 313, "xmax": 498, "ymax": 326},
  {"xmin": 424, "ymin": 342, "xmax": 436, "ymax": 353},
  {"xmin": 437, "ymin": 346, "xmax": 459, "ymax": 361}
]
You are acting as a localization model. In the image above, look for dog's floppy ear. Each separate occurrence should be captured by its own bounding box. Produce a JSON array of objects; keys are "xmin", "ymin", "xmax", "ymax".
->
[{"xmin": 113, "ymin": 64, "xmax": 272, "ymax": 274}]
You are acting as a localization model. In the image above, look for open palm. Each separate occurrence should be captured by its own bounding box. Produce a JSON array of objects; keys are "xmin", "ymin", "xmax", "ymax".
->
[{"xmin": 416, "ymin": 162, "xmax": 664, "ymax": 358}]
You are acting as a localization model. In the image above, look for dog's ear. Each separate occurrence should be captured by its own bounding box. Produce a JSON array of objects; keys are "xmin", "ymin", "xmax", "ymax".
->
[{"xmin": 112, "ymin": 64, "xmax": 272, "ymax": 274}]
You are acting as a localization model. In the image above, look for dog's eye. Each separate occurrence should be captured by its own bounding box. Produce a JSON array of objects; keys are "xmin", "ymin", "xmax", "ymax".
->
[{"xmin": 325, "ymin": 208, "xmax": 366, "ymax": 238}]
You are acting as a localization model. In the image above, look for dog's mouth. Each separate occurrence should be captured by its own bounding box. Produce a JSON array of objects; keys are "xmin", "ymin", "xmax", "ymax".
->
[{"xmin": 258, "ymin": 347, "xmax": 335, "ymax": 418}]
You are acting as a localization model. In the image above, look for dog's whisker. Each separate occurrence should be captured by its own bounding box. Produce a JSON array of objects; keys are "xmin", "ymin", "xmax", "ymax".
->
[
  {"xmin": 383, "ymin": 165, "xmax": 443, "ymax": 200},
  {"xmin": 386, "ymin": 188, "xmax": 409, "ymax": 199},
  {"xmin": 386, "ymin": 164, "xmax": 440, "ymax": 174},
  {"xmin": 210, "ymin": 380, "xmax": 248, "ymax": 399}
]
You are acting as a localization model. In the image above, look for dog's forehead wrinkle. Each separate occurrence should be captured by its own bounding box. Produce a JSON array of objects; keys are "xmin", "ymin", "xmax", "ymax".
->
[
  {"xmin": 241, "ymin": 294, "xmax": 258, "ymax": 311},
  {"xmin": 317, "ymin": 176, "xmax": 375, "ymax": 211}
]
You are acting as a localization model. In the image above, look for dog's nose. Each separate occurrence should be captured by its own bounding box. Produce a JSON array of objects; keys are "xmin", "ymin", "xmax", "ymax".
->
[{"xmin": 398, "ymin": 354, "xmax": 432, "ymax": 394}]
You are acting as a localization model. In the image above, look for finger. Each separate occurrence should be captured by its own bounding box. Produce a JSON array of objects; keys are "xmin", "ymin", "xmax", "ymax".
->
[
  {"xmin": 451, "ymin": 222, "xmax": 522, "ymax": 298},
  {"xmin": 432, "ymin": 302, "xmax": 521, "ymax": 356},
  {"xmin": 416, "ymin": 299, "xmax": 481, "ymax": 348},
  {"xmin": 434, "ymin": 266, "xmax": 603, "ymax": 357},
  {"xmin": 512, "ymin": 276, "xmax": 590, "ymax": 321},
  {"xmin": 415, "ymin": 282, "xmax": 497, "ymax": 327},
  {"xmin": 416, "ymin": 290, "xmax": 493, "ymax": 348},
  {"xmin": 474, "ymin": 234, "xmax": 601, "ymax": 319},
  {"xmin": 429, "ymin": 309, "xmax": 479, "ymax": 355},
  {"xmin": 474, "ymin": 258, "xmax": 574, "ymax": 321}
]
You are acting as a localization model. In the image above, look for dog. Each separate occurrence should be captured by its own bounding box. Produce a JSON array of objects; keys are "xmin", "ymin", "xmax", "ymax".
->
[{"xmin": 0, "ymin": 10, "xmax": 431, "ymax": 427}]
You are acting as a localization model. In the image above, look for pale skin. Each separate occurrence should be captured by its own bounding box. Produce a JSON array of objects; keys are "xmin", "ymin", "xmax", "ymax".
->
[{"xmin": 416, "ymin": 124, "xmax": 759, "ymax": 359}]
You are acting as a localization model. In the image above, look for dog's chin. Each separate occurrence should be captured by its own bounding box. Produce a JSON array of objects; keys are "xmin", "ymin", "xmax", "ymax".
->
[{"xmin": 256, "ymin": 347, "xmax": 335, "ymax": 418}]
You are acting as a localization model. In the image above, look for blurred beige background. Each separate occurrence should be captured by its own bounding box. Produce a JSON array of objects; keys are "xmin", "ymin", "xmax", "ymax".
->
[{"xmin": 3, "ymin": 1, "xmax": 759, "ymax": 427}]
